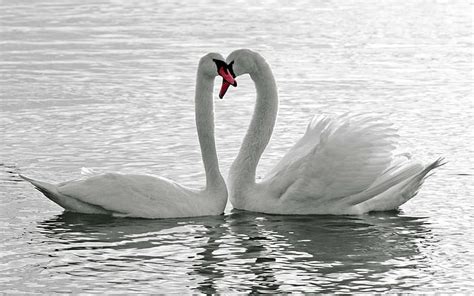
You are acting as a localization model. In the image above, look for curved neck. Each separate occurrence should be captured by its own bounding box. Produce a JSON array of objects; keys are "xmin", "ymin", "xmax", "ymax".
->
[
  {"xmin": 195, "ymin": 69, "xmax": 225, "ymax": 192},
  {"xmin": 229, "ymin": 57, "xmax": 278, "ymax": 189}
]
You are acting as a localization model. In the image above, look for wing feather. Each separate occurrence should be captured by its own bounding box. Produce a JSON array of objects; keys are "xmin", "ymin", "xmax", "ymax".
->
[
  {"xmin": 266, "ymin": 114, "xmax": 399, "ymax": 204},
  {"xmin": 58, "ymin": 173, "xmax": 196, "ymax": 218}
]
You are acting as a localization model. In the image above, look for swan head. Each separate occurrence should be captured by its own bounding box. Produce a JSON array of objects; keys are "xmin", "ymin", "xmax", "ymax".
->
[
  {"xmin": 200, "ymin": 53, "xmax": 237, "ymax": 98},
  {"xmin": 217, "ymin": 49, "xmax": 264, "ymax": 98},
  {"xmin": 225, "ymin": 49, "xmax": 261, "ymax": 77}
]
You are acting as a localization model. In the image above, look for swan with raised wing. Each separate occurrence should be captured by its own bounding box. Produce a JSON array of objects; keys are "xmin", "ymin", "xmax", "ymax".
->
[
  {"xmin": 220, "ymin": 49, "xmax": 443, "ymax": 215},
  {"xmin": 21, "ymin": 53, "xmax": 236, "ymax": 218}
]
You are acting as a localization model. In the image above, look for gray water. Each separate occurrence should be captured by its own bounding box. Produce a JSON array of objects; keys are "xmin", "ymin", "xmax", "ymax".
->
[{"xmin": 1, "ymin": 0, "xmax": 473, "ymax": 293}]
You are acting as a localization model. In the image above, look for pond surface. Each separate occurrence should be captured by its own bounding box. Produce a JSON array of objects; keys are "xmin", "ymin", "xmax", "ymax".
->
[{"xmin": 1, "ymin": 0, "xmax": 473, "ymax": 293}]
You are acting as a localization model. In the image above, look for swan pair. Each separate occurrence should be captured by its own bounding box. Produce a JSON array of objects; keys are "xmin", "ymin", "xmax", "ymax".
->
[{"xmin": 21, "ymin": 49, "xmax": 443, "ymax": 218}]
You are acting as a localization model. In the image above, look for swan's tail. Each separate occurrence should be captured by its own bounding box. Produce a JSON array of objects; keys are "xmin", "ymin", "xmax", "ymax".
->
[
  {"xmin": 20, "ymin": 174, "xmax": 109, "ymax": 214},
  {"xmin": 357, "ymin": 158, "xmax": 446, "ymax": 212},
  {"xmin": 20, "ymin": 174, "xmax": 61, "ymax": 200}
]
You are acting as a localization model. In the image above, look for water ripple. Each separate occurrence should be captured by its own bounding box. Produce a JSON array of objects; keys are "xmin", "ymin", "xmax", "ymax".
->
[{"xmin": 1, "ymin": 0, "xmax": 473, "ymax": 293}]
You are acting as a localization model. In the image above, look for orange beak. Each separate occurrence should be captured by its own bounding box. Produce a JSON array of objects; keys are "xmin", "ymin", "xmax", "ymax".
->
[{"xmin": 218, "ymin": 67, "xmax": 237, "ymax": 99}]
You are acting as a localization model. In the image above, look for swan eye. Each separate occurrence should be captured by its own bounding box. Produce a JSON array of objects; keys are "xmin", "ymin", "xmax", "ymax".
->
[{"xmin": 212, "ymin": 59, "xmax": 227, "ymax": 73}]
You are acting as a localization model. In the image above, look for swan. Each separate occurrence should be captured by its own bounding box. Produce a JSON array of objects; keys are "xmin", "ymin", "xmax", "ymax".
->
[
  {"xmin": 20, "ymin": 53, "xmax": 237, "ymax": 219},
  {"xmin": 221, "ymin": 49, "xmax": 444, "ymax": 215}
]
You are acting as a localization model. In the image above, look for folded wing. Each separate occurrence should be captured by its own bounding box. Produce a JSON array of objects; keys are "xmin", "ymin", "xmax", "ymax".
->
[{"xmin": 57, "ymin": 173, "xmax": 196, "ymax": 218}]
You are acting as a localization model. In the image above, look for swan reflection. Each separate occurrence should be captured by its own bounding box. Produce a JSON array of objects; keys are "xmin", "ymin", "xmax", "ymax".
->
[
  {"xmin": 36, "ymin": 211, "xmax": 435, "ymax": 293},
  {"xmin": 224, "ymin": 210, "xmax": 435, "ymax": 293}
]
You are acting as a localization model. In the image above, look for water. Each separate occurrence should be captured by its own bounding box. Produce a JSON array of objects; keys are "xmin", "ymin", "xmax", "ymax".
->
[{"xmin": 1, "ymin": 0, "xmax": 472, "ymax": 293}]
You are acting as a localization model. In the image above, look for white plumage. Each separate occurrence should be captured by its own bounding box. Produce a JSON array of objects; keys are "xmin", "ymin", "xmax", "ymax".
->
[
  {"xmin": 225, "ymin": 49, "xmax": 443, "ymax": 215},
  {"xmin": 20, "ymin": 53, "xmax": 229, "ymax": 219}
]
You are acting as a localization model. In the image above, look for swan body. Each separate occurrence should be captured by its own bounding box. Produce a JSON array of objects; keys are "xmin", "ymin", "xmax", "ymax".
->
[
  {"xmin": 21, "ymin": 173, "xmax": 222, "ymax": 218},
  {"xmin": 21, "ymin": 53, "xmax": 235, "ymax": 218},
  {"xmin": 224, "ymin": 49, "xmax": 443, "ymax": 215}
]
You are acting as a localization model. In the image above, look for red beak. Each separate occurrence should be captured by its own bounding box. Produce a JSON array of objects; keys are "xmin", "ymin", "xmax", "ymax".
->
[{"xmin": 218, "ymin": 67, "xmax": 237, "ymax": 99}]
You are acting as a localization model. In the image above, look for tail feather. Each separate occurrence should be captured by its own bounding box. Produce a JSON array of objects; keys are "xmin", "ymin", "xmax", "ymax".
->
[
  {"xmin": 20, "ymin": 174, "xmax": 109, "ymax": 214},
  {"xmin": 358, "ymin": 158, "xmax": 445, "ymax": 212},
  {"xmin": 345, "ymin": 161, "xmax": 422, "ymax": 206},
  {"xmin": 346, "ymin": 158, "xmax": 444, "ymax": 207}
]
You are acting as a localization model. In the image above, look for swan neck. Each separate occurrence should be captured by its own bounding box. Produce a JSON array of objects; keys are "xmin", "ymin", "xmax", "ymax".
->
[
  {"xmin": 230, "ymin": 57, "xmax": 278, "ymax": 189},
  {"xmin": 195, "ymin": 70, "xmax": 225, "ymax": 192}
]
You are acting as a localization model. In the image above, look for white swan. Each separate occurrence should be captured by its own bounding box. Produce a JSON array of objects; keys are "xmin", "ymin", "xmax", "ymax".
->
[
  {"xmin": 20, "ymin": 53, "xmax": 236, "ymax": 219},
  {"xmin": 221, "ymin": 49, "xmax": 443, "ymax": 215}
]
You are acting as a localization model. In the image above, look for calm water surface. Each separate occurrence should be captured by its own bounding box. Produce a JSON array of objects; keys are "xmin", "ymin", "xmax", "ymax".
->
[{"xmin": 1, "ymin": 0, "xmax": 473, "ymax": 293}]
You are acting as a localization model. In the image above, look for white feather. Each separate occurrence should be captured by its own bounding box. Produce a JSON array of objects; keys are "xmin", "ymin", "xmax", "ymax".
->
[
  {"xmin": 21, "ymin": 53, "xmax": 228, "ymax": 219},
  {"xmin": 226, "ymin": 49, "xmax": 443, "ymax": 215}
]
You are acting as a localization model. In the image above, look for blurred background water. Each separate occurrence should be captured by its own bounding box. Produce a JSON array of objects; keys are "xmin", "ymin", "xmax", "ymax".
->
[{"xmin": 0, "ymin": 0, "xmax": 473, "ymax": 293}]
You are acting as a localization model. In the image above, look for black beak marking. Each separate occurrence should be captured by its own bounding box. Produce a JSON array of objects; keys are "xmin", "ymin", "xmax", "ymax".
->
[{"xmin": 228, "ymin": 60, "xmax": 236, "ymax": 78}]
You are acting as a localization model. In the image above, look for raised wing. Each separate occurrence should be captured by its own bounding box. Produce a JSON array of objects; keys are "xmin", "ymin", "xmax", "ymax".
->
[{"xmin": 265, "ymin": 114, "xmax": 399, "ymax": 205}]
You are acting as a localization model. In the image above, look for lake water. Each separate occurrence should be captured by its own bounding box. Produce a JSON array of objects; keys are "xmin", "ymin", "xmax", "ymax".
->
[{"xmin": 1, "ymin": 0, "xmax": 473, "ymax": 293}]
